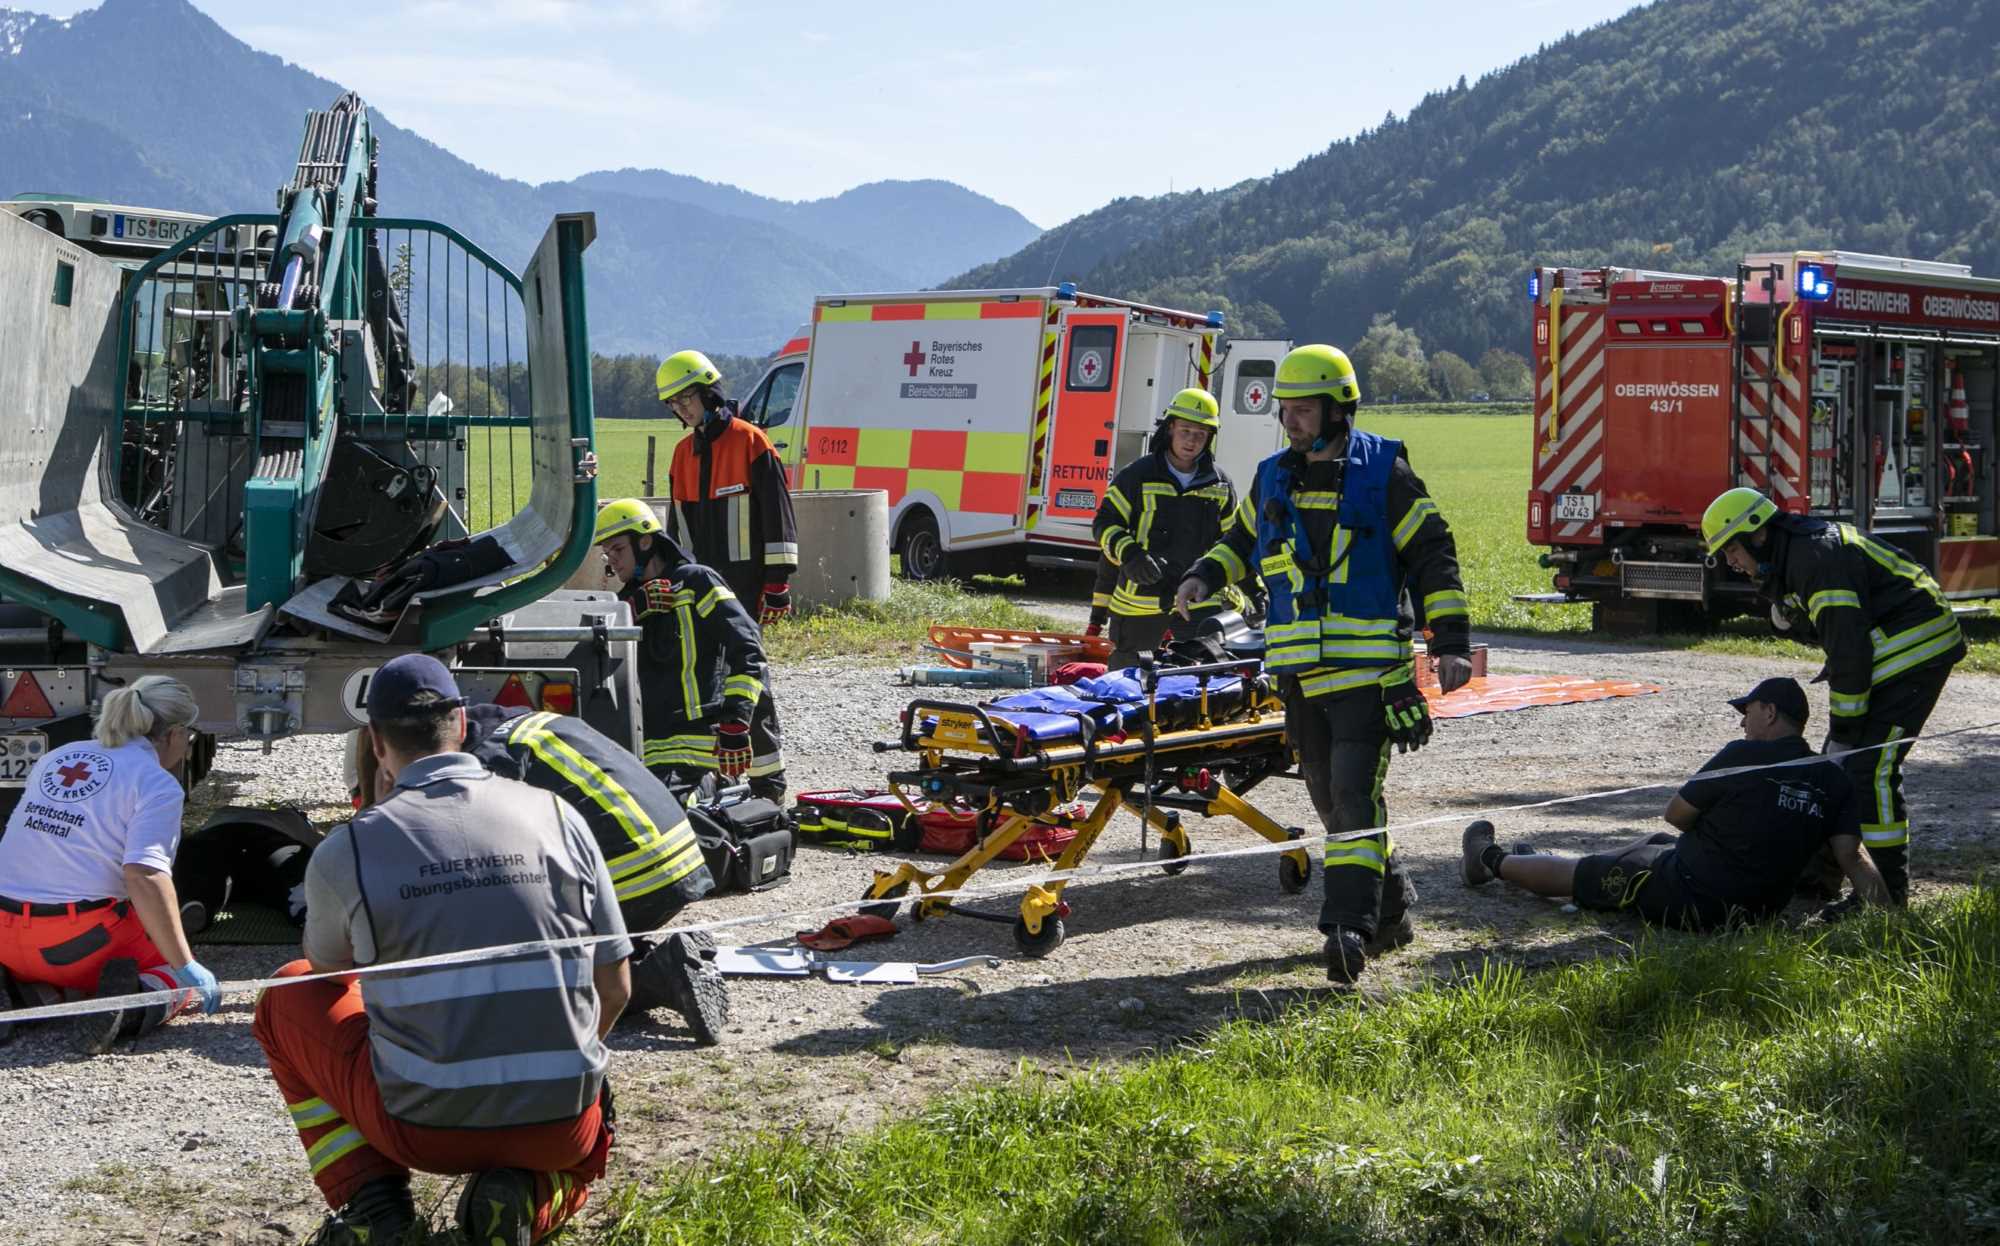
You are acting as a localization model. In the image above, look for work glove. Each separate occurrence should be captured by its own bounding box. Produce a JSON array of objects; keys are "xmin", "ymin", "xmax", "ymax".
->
[
  {"xmin": 1086, "ymin": 606, "xmax": 1108, "ymax": 638},
  {"xmin": 1125, "ymin": 552, "xmax": 1168, "ymax": 587},
  {"xmin": 1381, "ymin": 674, "xmax": 1434, "ymax": 754},
  {"xmin": 759, "ymin": 583, "xmax": 792, "ymax": 625},
  {"xmin": 1434, "ymin": 653, "xmax": 1474, "ymax": 695},
  {"xmin": 170, "ymin": 959, "xmax": 221, "ymax": 1015},
  {"xmin": 715, "ymin": 722, "xmax": 752, "ymax": 780}
]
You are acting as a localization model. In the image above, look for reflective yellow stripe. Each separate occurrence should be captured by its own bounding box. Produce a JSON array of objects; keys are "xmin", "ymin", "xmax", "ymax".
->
[
  {"xmin": 1111, "ymin": 583, "xmax": 1166, "ymax": 616},
  {"xmin": 1296, "ymin": 666, "xmax": 1396, "ymax": 697},
  {"xmin": 1293, "ymin": 490, "xmax": 1340, "ymax": 509},
  {"xmin": 695, "ymin": 586, "xmax": 734, "ymax": 618},
  {"xmin": 1422, "ymin": 589, "xmax": 1470, "ymax": 620},
  {"xmin": 1870, "ymin": 611, "xmax": 1958, "ymax": 658},
  {"xmin": 1324, "ymin": 837, "xmax": 1387, "ymax": 873},
  {"xmin": 1211, "ymin": 542, "xmax": 1248, "ymax": 583},
  {"xmin": 677, "ymin": 602, "xmax": 700, "ymax": 717},
  {"xmin": 287, "ymin": 1098, "xmax": 340, "ymax": 1129},
  {"xmin": 645, "ymin": 734, "xmax": 716, "ymax": 769},
  {"xmin": 1807, "ymin": 589, "xmax": 1861, "ymax": 621},
  {"xmin": 1873, "ymin": 628, "xmax": 1961, "ymax": 685},
  {"xmin": 1392, "ymin": 498, "xmax": 1439, "ymax": 551},
  {"xmin": 1827, "ymin": 690, "xmax": 1869, "ymax": 718},
  {"xmin": 1870, "ymin": 727, "xmax": 1904, "ymax": 832},
  {"xmin": 1090, "ymin": 589, "xmax": 1112, "ymax": 608},
  {"xmin": 307, "ymin": 1126, "xmax": 369, "ymax": 1175},
  {"xmin": 1102, "ymin": 530, "xmax": 1135, "ymax": 562},
  {"xmin": 1102, "ymin": 486, "xmax": 1132, "ymax": 521},
  {"xmin": 511, "ymin": 712, "xmax": 661, "ymax": 849},
  {"xmin": 723, "ymin": 673, "xmax": 764, "ymax": 702},
  {"xmin": 606, "ymin": 817, "xmax": 698, "ymax": 878}
]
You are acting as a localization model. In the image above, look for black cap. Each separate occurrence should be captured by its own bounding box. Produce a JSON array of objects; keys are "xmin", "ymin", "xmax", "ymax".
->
[
  {"xmin": 366, "ymin": 653, "xmax": 466, "ymax": 720},
  {"xmin": 1728, "ymin": 676, "xmax": 1808, "ymax": 726}
]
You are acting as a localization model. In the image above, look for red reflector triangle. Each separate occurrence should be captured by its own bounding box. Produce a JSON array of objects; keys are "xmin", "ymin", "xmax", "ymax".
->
[
  {"xmin": 1, "ymin": 671, "xmax": 55, "ymax": 719},
  {"xmin": 494, "ymin": 674, "xmax": 533, "ymax": 709}
]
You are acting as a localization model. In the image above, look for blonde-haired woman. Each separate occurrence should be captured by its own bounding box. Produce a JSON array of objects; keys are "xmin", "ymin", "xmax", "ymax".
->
[{"xmin": 0, "ymin": 675, "xmax": 220, "ymax": 1053}]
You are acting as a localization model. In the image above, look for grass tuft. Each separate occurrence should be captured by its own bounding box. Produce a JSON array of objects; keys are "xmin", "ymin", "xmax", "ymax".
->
[
  {"xmin": 603, "ymin": 889, "xmax": 2000, "ymax": 1245},
  {"xmin": 760, "ymin": 578, "xmax": 1062, "ymax": 665}
]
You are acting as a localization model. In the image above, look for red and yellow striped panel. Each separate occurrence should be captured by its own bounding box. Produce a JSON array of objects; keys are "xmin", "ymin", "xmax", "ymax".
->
[{"xmin": 800, "ymin": 426, "xmax": 1029, "ymax": 517}]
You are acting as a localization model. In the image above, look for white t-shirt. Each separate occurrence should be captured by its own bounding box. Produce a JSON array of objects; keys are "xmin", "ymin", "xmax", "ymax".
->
[
  {"xmin": 0, "ymin": 738, "xmax": 186, "ymax": 903},
  {"xmin": 1167, "ymin": 461, "xmax": 1198, "ymax": 489}
]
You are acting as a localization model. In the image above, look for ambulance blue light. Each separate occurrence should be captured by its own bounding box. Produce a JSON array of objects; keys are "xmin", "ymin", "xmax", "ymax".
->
[
  {"xmin": 1206, "ymin": 310, "xmax": 1224, "ymax": 328},
  {"xmin": 1057, "ymin": 281, "xmax": 1077, "ymax": 299},
  {"xmin": 1797, "ymin": 264, "xmax": 1833, "ymax": 301},
  {"xmin": 1527, "ymin": 272, "xmax": 1541, "ymax": 300}
]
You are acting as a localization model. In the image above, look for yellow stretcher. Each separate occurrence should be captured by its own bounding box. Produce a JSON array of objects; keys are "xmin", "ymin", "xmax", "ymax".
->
[{"xmin": 860, "ymin": 657, "xmax": 1312, "ymax": 956}]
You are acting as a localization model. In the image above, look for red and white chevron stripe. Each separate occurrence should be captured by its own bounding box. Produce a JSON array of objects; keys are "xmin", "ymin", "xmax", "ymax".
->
[
  {"xmin": 1533, "ymin": 304, "xmax": 1608, "ymax": 542},
  {"xmin": 1736, "ymin": 344, "xmax": 1808, "ymax": 507}
]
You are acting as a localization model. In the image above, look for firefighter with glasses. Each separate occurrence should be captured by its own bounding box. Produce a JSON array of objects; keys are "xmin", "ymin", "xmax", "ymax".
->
[
  {"xmin": 1093, "ymin": 387, "xmax": 1249, "ymax": 666},
  {"xmin": 594, "ymin": 498, "xmax": 785, "ymax": 798},
  {"xmin": 1175, "ymin": 344, "xmax": 1473, "ymax": 984},
  {"xmin": 1702, "ymin": 486, "xmax": 1964, "ymax": 910}
]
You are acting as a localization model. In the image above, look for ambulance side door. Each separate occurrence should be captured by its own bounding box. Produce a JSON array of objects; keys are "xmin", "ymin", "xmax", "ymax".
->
[{"xmin": 1214, "ymin": 338, "xmax": 1291, "ymax": 497}]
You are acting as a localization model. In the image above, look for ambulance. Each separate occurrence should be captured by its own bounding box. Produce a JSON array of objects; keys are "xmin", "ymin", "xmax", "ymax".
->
[{"xmin": 737, "ymin": 283, "xmax": 1290, "ymax": 579}]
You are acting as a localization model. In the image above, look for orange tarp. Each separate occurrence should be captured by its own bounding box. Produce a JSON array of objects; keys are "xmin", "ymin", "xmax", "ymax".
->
[{"xmin": 1424, "ymin": 673, "xmax": 1661, "ymax": 719}]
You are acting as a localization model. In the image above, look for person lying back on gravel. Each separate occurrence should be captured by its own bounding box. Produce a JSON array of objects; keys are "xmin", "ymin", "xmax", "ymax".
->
[
  {"xmin": 253, "ymin": 654, "xmax": 630, "ymax": 1246},
  {"xmin": 345, "ymin": 703, "xmax": 732, "ymax": 1046},
  {"xmin": 0, "ymin": 676, "xmax": 220, "ymax": 1055},
  {"xmin": 1460, "ymin": 677, "xmax": 1891, "ymax": 929}
]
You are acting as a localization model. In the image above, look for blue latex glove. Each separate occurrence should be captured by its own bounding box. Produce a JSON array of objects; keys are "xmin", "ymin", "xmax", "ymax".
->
[{"xmin": 172, "ymin": 959, "xmax": 221, "ymax": 1015}]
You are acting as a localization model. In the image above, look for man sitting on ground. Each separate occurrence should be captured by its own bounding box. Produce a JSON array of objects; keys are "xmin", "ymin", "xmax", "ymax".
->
[
  {"xmin": 254, "ymin": 654, "xmax": 629, "ymax": 1245},
  {"xmin": 1461, "ymin": 677, "xmax": 1890, "ymax": 929}
]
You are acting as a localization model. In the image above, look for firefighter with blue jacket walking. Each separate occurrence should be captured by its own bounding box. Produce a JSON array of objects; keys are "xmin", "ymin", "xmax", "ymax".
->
[{"xmin": 1176, "ymin": 345, "xmax": 1473, "ymax": 983}]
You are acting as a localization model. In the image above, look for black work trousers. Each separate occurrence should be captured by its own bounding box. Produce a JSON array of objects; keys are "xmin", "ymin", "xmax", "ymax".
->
[
  {"xmin": 1831, "ymin": 658, "xmax": 1954, "ymax": 898},
  {"xmin": 1285, "ymin": 680, "xmax": 1415, "ymax": 939},
  {"xmin": 1108, "ymin": 612, "xmax": 1174, "ymax": 669},
  {"xmin": 719, "ymin": 569, "xmax": 788, "ymax": 801}
]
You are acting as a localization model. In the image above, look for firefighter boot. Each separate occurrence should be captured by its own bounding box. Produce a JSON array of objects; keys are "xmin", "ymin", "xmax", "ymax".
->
[
  {"xmin": 1365, "ymin": 914, "xmax": 1414, "ymax": 955},
  {"xmin": 664, "ymin": 930, "xmax": 730, "ymax": 1047},
  {"xmin": 73, "ymin": 959, "xmax": 171, "ymax": 1056},
  {"xmin": 1324, "ymin": 928, "xmax": 1370, "ymax": 985},
  {"xmin": 1461, "ymin": 820, "xmax": 1499, "ymax": 886},
  {"xmin": 457, "ymin": 1167, "xmax": 537, "ymax": 1246},
  {"xmin": 308, "ymin": 1175, "xmax": 418, "ymax": 1246}
]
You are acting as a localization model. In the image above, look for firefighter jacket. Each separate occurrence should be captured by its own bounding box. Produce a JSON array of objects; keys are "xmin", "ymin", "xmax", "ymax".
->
[
  {"xmin": 1190, "ymin": 431, "xmax": 1470, "ymax": 698},
  {"xmin": 668, "ymin": 406, "xmax": 800, "ymax": 601},
  {"xmin": 1093, "ymin": 450, "xmax": 1246, "ymax": 617},
  {"xmin": 465, "ymin": 704, "xmax": 712, "ymax": 914},
  {"xmin": 617, "ymin": 550, "xmax": 771, "ymax": 773},
  {"xmin": 1763, "ymin": 515, "xmax": 1964, "ymax": 731}
]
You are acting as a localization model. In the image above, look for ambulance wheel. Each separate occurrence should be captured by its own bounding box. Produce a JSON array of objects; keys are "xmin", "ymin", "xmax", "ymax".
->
[
  {"xmin": 1157, "ymin": 833, "xmax": 1190, "ymax": 876},
  {"xmin": 1013, "ymin": 915, "xmax": 1065, "ymax": 957},
  {"xmin": 1279, "ymin": 852, "xmax": 1311, "ymax": 895},
  {"xmin": 896, "ymin": 509, "xmax": 948, "ymax": 581},
  {"xmin": 859, "ymin": 881, "xmax": 908, "ymax": 923}
]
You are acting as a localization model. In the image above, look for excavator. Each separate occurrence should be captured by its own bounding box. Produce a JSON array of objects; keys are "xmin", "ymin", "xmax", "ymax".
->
[{"xmin": 0, "ymin": 93, "xmax": 635, "ymax": 821}]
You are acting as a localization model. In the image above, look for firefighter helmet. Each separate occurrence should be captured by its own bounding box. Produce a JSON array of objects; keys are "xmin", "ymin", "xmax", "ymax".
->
[
  {"xmin": 1274, "ymin": 344, "xmax": 1362, "ymax": 404},
  {"xmin": 655, "ymin": 349, "xmax": 722, "ymax": 403},
  {"xmin": 593, "ymin": 497, "xmax": 662, "ymax": 545},
  {"xmin": 1162, "ymin": 387, "xmax": 1221, "ymax": 430},
  {"xmin": 1701, "ymin": 487, "xmax": 1779, "ymax": 555}
]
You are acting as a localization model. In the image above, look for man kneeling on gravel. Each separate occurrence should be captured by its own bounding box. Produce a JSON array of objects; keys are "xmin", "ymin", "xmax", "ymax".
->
[
  {"xmin": 1461, "ymin": 677, "xmax": 1891, "ymax": 929},
  {"xmin": 254, "ymin": 654, "xmax": 629, "ymax": 1245}
]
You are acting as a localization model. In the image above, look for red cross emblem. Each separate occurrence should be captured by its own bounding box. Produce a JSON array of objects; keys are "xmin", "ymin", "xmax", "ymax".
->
[
  {"xmin": 1247, "ymin": 383, "xmax": 1266, "ymax": 405},
  {"xmin": 1080, "ymin": 353, "xmax": 1100, "ymax": 380},
  {"xmin": 56, "ymin": 759, "xmax": 93, "ymax": 787},
  {"xmin": 903, "ymin": 341, "xmax": 926, "ymax": 376}
]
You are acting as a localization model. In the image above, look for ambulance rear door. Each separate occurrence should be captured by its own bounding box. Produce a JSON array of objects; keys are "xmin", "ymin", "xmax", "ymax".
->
[
  {"xmin": 1214, "ymin": 338, "xmax": 1290, "ymax": 495},
  {"xmin": 1036, "ymin": 307, "xmax": 1126, "ymax": 546}
]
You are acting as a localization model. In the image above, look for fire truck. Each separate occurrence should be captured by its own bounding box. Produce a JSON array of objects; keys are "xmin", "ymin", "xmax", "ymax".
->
[
  {"xmin": 1526, "ymin": 251, "xmax": 1999, "ymax": 631},
  {"xmin": 737, "ymin": 283, "xmax": 1289, "ymax": 580}
]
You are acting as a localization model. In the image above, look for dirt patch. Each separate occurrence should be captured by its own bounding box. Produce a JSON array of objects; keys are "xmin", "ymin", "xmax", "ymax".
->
[{"xmin": 4, "ymin": 635, "xmax": 1994, "ymax": 1244}]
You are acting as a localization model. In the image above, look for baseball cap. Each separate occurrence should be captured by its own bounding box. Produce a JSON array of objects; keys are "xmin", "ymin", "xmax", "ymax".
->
[
  {"xmin": 365, "ymin": 653, "xmax": 466, "ymax": 720},
  {"xmin": 1727, "ymin": 676, "xmax": 1808, "ymax": 725}
]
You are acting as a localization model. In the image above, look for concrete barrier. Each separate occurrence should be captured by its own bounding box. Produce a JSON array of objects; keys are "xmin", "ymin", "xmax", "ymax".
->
[
  {"xmin": 568, "ymin": 492, "xmax": 888, "ymax": 610},
  {"xmin": 792, "ymin": 489, "xmax": 890, "ymax": 609}
]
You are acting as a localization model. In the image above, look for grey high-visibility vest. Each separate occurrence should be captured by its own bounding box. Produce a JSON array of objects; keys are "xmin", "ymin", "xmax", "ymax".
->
[{"xmin": 347, "ymin": 758, "xmax": 613, "ymax": 1129}]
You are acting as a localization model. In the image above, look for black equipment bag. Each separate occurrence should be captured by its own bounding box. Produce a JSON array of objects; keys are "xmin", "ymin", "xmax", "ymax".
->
[{"xmin": 687, "ymin": 795, "xmax": 795, "ymax": 893}]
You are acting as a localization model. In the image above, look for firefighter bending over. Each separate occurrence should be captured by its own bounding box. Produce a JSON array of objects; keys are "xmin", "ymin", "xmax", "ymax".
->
[
  {"xmin": 1093, "ymin": 388, "xmax": 1251, "ymax": 666},
  {"xmin": 658, "ymin": 349, "xmax": 794, "ymax": 795},
  {"xmin": 1462, "ymin": 677, "xmax": 1891, "ymax": 926},
  {"xmin": 1175, "ymin": 344, "xmax": 1473, "ymax": 984},
  {"xmin": 595, "ymin": 498, "xmax": 785, "ymax": 797},
  {"xmin": 1701, "ymin": 486, "xmax": 1964, "ymax": 909}
]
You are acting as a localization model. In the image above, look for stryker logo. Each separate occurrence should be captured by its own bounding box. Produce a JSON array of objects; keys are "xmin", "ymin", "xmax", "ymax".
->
[
  {"xmin": 1922, "ymin": 293, "xmax": 2000, "ymax": 322},
  {"xmin": 1834, "ymin": 287, "xmax": 1911, "ymax": 315},
  {"xmin": 1614, "ymin": 382, "xmax": 1721, "ymax": 398}
]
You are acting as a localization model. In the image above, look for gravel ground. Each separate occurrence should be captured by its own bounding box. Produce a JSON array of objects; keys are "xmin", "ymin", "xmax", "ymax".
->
[{"xmin": 5, "ymin": 609, "xmax": 1997, "ymax": 1244}]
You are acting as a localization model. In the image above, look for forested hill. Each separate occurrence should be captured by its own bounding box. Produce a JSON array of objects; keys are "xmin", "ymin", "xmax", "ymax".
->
[{"xmin": 952, "ymin": 0, "xmax": 2000, "ymax": 391}]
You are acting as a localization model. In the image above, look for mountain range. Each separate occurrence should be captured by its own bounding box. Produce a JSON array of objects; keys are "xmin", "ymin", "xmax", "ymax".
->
[{"xmin": 0, "ymin": 0, "xmax": 1041, "ymax": 355}]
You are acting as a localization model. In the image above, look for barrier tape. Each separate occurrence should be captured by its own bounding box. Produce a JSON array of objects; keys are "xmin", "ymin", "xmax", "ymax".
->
[{"xmin": 5, "ymin": 718, "xmax": 1995, "ymax": 1027}]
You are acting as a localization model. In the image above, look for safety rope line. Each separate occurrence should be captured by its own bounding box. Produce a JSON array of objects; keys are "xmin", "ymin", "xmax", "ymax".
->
[{"xmin": 6, "ymin": 718, "xmax": 1995, "ymax": 1026}]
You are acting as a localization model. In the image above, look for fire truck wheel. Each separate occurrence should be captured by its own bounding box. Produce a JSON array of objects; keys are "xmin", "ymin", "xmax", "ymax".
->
[{"xmin": 896, "ymin": 509, "xmax": 948, "ymax": 581}]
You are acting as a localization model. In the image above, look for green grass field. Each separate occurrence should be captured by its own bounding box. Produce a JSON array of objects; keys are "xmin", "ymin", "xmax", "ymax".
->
[{"xmin": 605, "ymin": 890, "xmax": 2000, "ymax": 1245}]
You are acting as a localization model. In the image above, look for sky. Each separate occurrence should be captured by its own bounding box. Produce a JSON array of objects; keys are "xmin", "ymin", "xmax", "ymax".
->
[{"xmin": 41, "ymin": 0, "xmax": 1649, "ymax": 227}]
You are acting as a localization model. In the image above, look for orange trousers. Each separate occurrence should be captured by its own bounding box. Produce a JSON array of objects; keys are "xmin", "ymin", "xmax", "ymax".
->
[
  {"xmin": 0, "ymin": 900, "xmax": 186, "ymax": 1007},
  {"xmin": 252, "ymin": 961, "xmax": 610, "ymax": 1238}
]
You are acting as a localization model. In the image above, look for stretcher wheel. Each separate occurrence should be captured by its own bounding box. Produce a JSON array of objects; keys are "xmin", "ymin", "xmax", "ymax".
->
[
  {"xmin": 1156, "ymin": 834, "xmax": 1190, "ymax": 876},
  {"xmin": 1278, "ymin": 853, "xmax": 1311, "ymax": 895},
  {"xmin": 859, "ymin": 881, "xmax": 908, "ymax": 922},
  {"xmin": 1012, "ymin": 915, "xmax": 1065, "ymax": 957}
]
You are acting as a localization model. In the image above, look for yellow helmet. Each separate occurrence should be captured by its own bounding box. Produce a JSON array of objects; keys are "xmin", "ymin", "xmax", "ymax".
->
[
  {"xmin": 655, "ymin": 349, "xmax": 722, "ymax": 403},
  {"xmin": 1162, "ymin": 387, "xmax": 1221, "ymax": 430},
  {"xmin": 593, "ymin": 497, "xmax": 662, "ymax": 545},
  {"xmin": 1701, "ymin": 487, "xmax": 1778, "ymax": 555},
  {"xmin": 1275, "ymin": 344, "xmax": 1362, "ymax": 404}
]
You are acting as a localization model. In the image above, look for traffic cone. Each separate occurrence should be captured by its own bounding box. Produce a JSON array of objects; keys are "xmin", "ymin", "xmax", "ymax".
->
[
  {"xmin": 1878, "ymin": 436, "xmax": 1903, "ymax": 503},
  {"xmin": 1948, "ymin": 361, "xmax": 1971, "ymax": 438}
]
